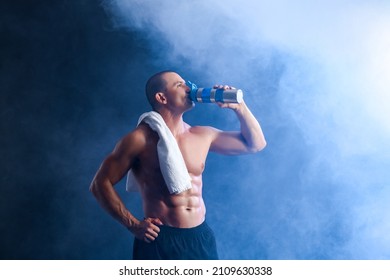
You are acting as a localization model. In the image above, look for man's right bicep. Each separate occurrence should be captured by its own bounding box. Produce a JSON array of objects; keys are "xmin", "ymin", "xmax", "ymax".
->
[{"xmin": 97, "ymin": 132, "xmax": 144, "ymax": 186}]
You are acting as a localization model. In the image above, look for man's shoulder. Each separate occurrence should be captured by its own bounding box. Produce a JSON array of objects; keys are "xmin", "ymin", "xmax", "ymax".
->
[
  {"xmin": 125, "ymin": 122, "xmax": 155, "ymax": 137},
  {"xmin": 188, "ymin": 125, "xmax": 220, "ymax": 136},
  {"xmin": 119, "ymin": 124, "xmax": 152, "ymax": 148},
  {"xmin": 189, "ymin": 124, "xmax": 218, "ymax": 131}
]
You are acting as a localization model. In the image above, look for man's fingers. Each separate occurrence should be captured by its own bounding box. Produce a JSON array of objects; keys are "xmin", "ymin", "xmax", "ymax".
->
[
  {"xmin": 144, "ymin": 232, "xmax": 156, "ymax": 242},
  {"xmin": 146, "ymin": 226, "xmax": 159, "ymax": 237},
  {"xmin": 213, "ymin": 84, "xmax": 234, "ymax": 90},
  {"xmin": 152, "ymin": 218, "xmax": 164, "ymax": 225},
  {"xmin": 139, "ymin": 217, "xmax": 163, "ymax": 242}
]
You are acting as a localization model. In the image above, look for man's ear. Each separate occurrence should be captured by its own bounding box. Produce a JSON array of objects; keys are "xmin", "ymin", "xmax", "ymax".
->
[{"xmin": 155, "ymin": 92, "xmax": 167, "ymax": 105}]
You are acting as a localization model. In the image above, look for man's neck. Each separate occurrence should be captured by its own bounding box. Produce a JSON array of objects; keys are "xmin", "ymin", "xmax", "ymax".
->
[{"xmin": 157, "ymin": 109, "xmax": 186, "ymax": 138}]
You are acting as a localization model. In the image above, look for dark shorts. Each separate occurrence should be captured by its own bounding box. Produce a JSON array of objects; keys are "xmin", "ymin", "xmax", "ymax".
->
[{"xmin": 133, "ymin": 221, "xmax": 218, "ymax": 260}]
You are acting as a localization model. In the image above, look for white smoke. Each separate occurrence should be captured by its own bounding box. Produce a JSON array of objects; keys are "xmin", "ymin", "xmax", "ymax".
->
[{"xmin": 103, "ymin": 0, "xmax": 390, "ymax": 259}]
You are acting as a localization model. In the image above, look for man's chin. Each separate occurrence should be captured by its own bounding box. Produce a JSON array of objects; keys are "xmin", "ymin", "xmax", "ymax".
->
[{"xmin": 184, "ymin": 101, "xmax": 195, "ymax": 111}]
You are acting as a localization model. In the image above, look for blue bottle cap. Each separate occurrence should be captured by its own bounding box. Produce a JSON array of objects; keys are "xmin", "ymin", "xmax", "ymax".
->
[{"xmin": 186, "ymin": 81, "xmax": 198, "ymax": 101}]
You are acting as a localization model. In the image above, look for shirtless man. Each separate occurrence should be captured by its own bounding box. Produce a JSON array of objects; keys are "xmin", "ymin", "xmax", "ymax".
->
[{"xmin": 90, "ymin": 71, "xmax": 266, "ymax": 259}]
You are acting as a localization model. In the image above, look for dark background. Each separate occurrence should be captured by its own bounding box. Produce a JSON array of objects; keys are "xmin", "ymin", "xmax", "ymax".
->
[{"xmin": 1, "ymin": 1, "xmax": 161, "ymax": 259}]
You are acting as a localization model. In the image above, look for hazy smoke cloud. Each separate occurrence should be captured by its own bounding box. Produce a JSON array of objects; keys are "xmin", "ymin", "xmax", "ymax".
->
[{"xmin": 103, "ymin": 0, "xmax": 390, "ymax": 259}]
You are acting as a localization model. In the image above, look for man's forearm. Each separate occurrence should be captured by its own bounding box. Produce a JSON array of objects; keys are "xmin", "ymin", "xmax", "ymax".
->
[
  {"xmin": 90, "ymin": 179, "xmax": 140, "ymax": 231},
  {"xmin": 234, "ymin": 101, "xmax": 266, "ymax": 152}
]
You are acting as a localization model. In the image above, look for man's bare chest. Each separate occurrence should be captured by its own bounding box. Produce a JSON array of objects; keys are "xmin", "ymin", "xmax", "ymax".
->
[
  {"xmin": 137, "ymin": 126, "xmax": 211, "ymax": 177},
  {"xmin": 176, "ymin": 132, "xmax": 211, "ymax": 176}
]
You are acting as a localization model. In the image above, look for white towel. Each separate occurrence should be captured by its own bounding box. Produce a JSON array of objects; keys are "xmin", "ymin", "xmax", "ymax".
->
[{"xmin": 126, "ymin": 111, "xmax": 192, "ymax": 194}]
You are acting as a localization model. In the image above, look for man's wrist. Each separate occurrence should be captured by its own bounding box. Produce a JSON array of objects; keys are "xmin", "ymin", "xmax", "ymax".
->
[
  {"xmin": 123, "ymin": 216, "xmax": 140, "ymax": 232},
  {"xmin": 233, "ymin": 101, "xmax": 247, "ymax": 115}
]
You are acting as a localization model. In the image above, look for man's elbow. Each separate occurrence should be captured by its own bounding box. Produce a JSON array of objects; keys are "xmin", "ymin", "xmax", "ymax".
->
[
  {"xmin": 249, "ymin": 139, "xmax": 267, "ymax": 153},
  {"xmin": 89, "ymin": 178, "xmax": 102, "ymax": 197}
]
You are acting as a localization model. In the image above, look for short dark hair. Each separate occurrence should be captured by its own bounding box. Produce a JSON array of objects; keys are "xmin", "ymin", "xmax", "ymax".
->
[{"xmin": 145, "ymin": 70, "xmax": 174, "ymax": 109}]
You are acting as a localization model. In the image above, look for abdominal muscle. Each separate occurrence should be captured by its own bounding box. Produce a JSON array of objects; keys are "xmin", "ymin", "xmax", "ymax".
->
[
  {"xmin": 134, "ymin": 122, "xmax": 210, "ymax": 228},
  {"xmin": 141, "ymin": 173, "xmax": 206, "ymax": 228}
]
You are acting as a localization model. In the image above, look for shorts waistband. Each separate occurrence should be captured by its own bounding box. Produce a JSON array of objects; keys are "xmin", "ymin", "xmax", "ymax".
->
[{"xmin": 159, "ymin": 221, "xmax": 211, "ymax": 236}]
